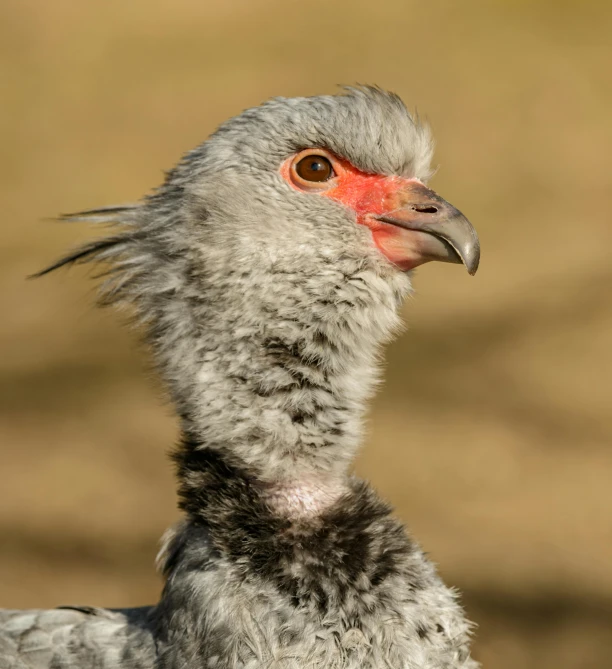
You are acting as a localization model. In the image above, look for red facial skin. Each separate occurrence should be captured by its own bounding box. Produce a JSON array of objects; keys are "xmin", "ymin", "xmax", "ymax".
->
[{"xmin": 280, "ymin": 151, "xmax": 424, "ymax": 270}]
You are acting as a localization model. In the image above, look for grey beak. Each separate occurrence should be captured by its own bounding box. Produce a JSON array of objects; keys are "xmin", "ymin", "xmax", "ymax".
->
[{"xmin": 375, "ymin": 182, "xmax": 480, "ymax": 275}]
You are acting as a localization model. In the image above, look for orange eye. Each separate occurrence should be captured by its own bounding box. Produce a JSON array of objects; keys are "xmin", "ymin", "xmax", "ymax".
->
[{"xmin": 295, "ymin": 154, "xmax": 334, "ymax": 182}]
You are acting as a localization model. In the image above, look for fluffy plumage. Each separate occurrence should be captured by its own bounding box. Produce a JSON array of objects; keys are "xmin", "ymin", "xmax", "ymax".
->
[{"xmin": 2, "ymin": 86, "xmax": 479, "ymax": 669}]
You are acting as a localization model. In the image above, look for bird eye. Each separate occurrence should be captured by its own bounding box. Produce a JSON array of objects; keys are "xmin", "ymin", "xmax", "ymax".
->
[{"xmin": 295, "ymin": 154, "xmax": 334, "ymax": 182}]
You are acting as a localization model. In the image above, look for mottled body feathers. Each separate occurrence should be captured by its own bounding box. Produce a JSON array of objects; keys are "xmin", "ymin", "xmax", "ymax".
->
[{"xmin": 152, "ymin": 442, "xmax": 476, "ymax": 669}]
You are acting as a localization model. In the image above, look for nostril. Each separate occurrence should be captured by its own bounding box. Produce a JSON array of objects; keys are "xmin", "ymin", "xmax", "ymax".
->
[{"xmin": 412, "ymin": 205, "xmax": 438, "ymax": 214}]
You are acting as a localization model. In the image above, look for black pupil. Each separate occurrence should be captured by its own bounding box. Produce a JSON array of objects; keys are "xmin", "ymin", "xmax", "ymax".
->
[{"xmin": 310, "ymin": 160, "xmax": 323, "ymax": 171}]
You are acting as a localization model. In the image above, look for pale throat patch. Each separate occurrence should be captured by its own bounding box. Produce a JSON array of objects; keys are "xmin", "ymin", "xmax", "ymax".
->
[{"xmin": 263, "ymin": 478, "xmax": 348, "ymax": 518}]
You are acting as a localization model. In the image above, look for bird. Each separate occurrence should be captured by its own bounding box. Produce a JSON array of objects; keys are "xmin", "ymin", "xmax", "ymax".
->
[{"xmin": 0, "ymin": 86, "xmax": 480, "ymax": 669}]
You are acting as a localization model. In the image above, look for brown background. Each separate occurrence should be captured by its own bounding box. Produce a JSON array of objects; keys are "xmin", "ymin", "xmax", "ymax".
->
[{"xmin": 1, "ymin": 1, "xmax": 611, "ymax": 667}]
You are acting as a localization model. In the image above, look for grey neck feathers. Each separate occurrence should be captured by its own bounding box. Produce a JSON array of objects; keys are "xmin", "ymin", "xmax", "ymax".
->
[
  {"xmin": 45, "ymin": 201, "xmax": 412, "ymax": 517},
  {"xmin": 152, "ymin": 237, "xmax": 412, "ymax": 513}
]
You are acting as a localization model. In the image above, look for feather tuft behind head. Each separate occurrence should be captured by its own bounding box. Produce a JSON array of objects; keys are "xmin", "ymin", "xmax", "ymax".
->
[{"xmin": 32, "ymin": 204, "xmax": 147, "ymax": 307}]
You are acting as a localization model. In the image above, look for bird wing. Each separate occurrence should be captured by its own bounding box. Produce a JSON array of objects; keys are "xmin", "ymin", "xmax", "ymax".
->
[{"xmin": 0, "ymin": 605, "xmax": 157, "ymax": 669}]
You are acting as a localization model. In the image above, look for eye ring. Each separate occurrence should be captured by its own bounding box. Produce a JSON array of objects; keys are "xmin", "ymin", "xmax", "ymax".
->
[{"xmin": 288, "ymin": 149, "xmax": 340, "ymax": 190}]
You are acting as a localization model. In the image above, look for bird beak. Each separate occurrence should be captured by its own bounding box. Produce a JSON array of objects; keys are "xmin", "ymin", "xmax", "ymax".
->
[{"xmin": 374, "ymin": 181, "xmax": 480, "ymax": 275}]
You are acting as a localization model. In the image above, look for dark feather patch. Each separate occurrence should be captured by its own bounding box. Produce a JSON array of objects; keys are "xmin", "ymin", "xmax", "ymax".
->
[{"xmin": 169, "ymin": 435, "xmax": 421, "ymax": 611}]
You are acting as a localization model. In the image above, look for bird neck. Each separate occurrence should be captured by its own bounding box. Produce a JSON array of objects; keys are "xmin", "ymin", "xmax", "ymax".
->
[{"xmin": 157, "ymin": 254, "xmax": 411, "ymax": 517}]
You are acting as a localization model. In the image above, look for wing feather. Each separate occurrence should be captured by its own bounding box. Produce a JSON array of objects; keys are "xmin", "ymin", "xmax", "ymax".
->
[{"xmin": 0, "ymin": 606, "xmax": 156, "ymax": 669}]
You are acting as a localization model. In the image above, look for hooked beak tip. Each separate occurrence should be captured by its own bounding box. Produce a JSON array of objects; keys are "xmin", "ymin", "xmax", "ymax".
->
[{"xmin": 445, "ymin": 233, "xmax": 480, "ymax": 275}]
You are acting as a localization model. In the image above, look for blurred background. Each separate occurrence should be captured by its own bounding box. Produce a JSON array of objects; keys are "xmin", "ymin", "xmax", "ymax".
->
[{"xmin": 1, "ymin": 0, "xmax": 611, "ymax": 666}]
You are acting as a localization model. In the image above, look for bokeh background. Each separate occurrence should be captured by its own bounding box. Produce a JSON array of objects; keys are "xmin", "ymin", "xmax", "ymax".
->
[{"xmin": 1, "ymin": 0, "xmax": 611, "ymax": 666}]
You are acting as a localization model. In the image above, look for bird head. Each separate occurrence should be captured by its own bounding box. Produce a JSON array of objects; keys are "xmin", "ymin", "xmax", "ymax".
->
[{"xmin": 168, "ymin": 86, "xmax": 479, "ymax": 283}]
